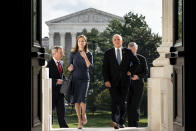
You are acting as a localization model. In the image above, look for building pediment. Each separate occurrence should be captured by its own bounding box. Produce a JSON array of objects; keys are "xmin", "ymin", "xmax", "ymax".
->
[{"xmin": 46, "ymin": 8, "xmax": 124, "ymax": 25}]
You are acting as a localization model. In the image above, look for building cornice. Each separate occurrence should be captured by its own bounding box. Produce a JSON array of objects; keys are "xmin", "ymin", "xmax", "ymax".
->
[{"xmin": 45, "ymin": 8, "xmax": 124, "ymax": 25}]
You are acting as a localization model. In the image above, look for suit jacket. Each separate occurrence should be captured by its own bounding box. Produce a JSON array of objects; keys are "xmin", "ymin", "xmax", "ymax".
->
[
  {"xmin": 132, "ymin": 54, "xmax": 148, "ymax": 82},
  {"xmin": 102, "ymin": 47, "xmax": 140, "ymax": 88},
  {"xmin": 47, "ymin": 58, "xmax": 65, "ymax": 96},
  {"xmin": 68, "ymin": 51, "xmax": 93, "ymax": 81}
]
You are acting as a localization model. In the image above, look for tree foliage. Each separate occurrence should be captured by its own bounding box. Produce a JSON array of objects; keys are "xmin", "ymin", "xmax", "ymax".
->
[{"xmin": 105, "ymin": 12, "xmax": 161, "ymax": 73}]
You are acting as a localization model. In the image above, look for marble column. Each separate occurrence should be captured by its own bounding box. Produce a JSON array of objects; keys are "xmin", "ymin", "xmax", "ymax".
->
[
  {"xmin": 48, "ymin": 32, "xmax": 54, "ymax": 49},
  {"xmin": 60, "ymin": 32, "xmax": 65, "ymax": 49},
  {"xmin": 71, "ymin": 32, "xmax": 77, "ymax": 48},
  {"xmin": 148, "ymin": 0, "xmax": 174, "ymax": 131}
]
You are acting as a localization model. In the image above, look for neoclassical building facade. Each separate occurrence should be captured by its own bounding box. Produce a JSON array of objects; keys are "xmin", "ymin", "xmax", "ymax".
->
[{"xmin": 45, "ymin": 8, "xmax": 124, "ymax": 52}]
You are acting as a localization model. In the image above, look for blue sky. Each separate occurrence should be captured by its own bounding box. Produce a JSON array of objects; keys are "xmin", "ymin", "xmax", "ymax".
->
[{"xmin": 42, "ymin": 0, "xmax": 162, "ymax": 37}]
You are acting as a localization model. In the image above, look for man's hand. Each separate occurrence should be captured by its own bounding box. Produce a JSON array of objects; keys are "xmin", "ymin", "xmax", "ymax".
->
[
  {"xmin": 131, "ymin": 75, "xmax": 139, "ymax": 80},
  {"xmin": 57, "ymin": 79, "xmax": 63, "ymax": 85},
  {"xmin": 105, "ymin": 81, "xmax": 111, "ymax": 88},
  {"xmin": 127, "ymin": 71, "xmax": 131, "ymax": 76}
]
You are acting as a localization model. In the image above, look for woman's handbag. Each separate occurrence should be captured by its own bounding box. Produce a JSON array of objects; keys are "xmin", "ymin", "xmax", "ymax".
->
[{"xmin": 60, "ymin": 73, "xmax": 73, "ymax": 96}]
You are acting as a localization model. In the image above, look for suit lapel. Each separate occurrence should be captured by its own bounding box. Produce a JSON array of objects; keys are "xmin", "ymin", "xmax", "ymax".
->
[
  {"xmin": 112, "ymin": 47, "xmax": 120, "ymax": 66},
  {"xmin": 121, "ymin": 47, "xmax": 126, "ymax": 65},
  {"xmin": 77, "ymin": 51, "xmax": 87, "ymax": 67},
  {"xmin": 51, "ymin": 58, "xmax": 61, "ymax": 78}
]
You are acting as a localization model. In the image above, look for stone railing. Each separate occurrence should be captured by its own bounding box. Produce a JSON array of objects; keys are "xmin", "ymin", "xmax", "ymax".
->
[
  {"xmin": 147, "ymin": 65, "xmax": 173, "ymax": 131},
  {"xmin": 147, "ymin": 0, "xmax": 174, "ymax": 130},
  {"xmin": 42, "ymin": 65, "xmax": 52, "ymax": 131}
]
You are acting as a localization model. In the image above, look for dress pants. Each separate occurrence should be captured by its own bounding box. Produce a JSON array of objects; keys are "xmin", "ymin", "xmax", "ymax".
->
[
  {"xmin": 127, "ymin": 79, "xmax": 144, "ymax": 127},
  {"xmin": 109, "ymin": 81, "xmax": 129, "ymax": 125},
  {"xmin": 52, "ymin": 90, "xmax": 68, "ymax": 128}
]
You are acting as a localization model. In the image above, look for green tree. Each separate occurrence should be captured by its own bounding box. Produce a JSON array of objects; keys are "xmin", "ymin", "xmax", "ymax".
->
[
  {"xmin": 81, "ymin": 28, "xmax": 105, "ymax": 111},
  {"xmin": 106, "ymin": 19, "xmax": 123, "ymax": 37},
  {"xmin": 95, "ymin": 12, "xmax": 161, "ymax": 115},
  {"xmin": 105, "ymin": 12, "xmax": 161, "ymax": 74},
  {"xmin": 95, "ymin": 89, "xmax": 111, "ymax": 111}
]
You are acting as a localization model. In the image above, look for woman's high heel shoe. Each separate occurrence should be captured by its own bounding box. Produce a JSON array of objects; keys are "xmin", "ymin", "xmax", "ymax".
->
[
  {"xmin": 82, "ymin": 114, "xmax": 87, "ymax": 125},
  {"xmin": 78, "ymin": 120, "xmax": 83, "ymax": 129}
]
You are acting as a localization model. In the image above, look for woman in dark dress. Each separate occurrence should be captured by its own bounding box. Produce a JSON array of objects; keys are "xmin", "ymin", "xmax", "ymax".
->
[{"xmin": 68, "ymin": 35, "xmax": 93, "ymax": 129}]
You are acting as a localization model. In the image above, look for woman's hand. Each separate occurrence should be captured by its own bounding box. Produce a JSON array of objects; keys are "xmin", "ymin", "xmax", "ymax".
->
[
  {"xmin": 80, "ymin": 51, "xmax": 87, "ymax": 59},
  {"xmin": 80, "ymin": 51, "xmax": 91, "ymax": 68},
  {"xmin": 68, "ymin": 64, "xmax": 74, "ymax": 72}
]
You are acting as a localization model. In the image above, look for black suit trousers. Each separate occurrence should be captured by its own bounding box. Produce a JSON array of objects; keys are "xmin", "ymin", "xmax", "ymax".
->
[
  {"xmin": 127, "ymin": 79, "xmax": 144, "ymax": 127},
  {"xmin": 52, "ymin": 86, "xmax": 68, "ymax": 128},
  {"xmin": 109, "ymin": 81, "xmax": 129, "ymax": 125}
]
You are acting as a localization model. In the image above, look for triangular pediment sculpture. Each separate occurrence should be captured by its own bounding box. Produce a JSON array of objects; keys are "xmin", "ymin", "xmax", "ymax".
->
[{"xmin": 46, "ymin": 8, "xmax": 124, "ymax": 25}]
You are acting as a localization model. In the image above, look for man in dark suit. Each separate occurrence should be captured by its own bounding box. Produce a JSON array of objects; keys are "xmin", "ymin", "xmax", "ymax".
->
[
  {"xmin": 102, "ymin": 34, "xmax": 140, "ymax": 129},
  {"xmin": 127, "ymin": 42, "xmax": 148, "ymax": 127},
  {"xmin": 47, "ymin": 46, "xmax": 69, "ymax": 128}
]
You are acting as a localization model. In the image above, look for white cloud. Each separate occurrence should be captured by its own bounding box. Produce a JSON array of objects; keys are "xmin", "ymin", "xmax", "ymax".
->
[{"xmin": 42, "ymin": 0, "xmax": 162, "ymax": 37}]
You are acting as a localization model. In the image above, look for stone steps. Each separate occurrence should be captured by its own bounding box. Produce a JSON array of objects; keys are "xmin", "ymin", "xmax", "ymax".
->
[{"xmin": 50, "ymin": 127, "xmax": 148, "ymax": 131}]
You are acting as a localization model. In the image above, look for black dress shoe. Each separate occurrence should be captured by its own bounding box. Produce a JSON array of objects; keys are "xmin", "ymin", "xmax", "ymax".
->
[
  {"xmin": 60, "ymin": 126, "xmax": 69, "ymax": 128},
  {"xmin": 119, "ymin": 124, "xmax": 126, "ymax": 128},
  {"xmin": 110, "ymin": 121, "xmax": 119, "ymax": 129}
]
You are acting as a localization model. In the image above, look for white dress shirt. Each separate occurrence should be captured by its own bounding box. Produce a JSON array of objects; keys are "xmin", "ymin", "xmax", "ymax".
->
[
  {"xmin": 53, "ymin": 57, "xmax": 59, "ymax": 67},
  {"xmin": 53, "ymin": 57, "xmax": 63, "ymax": 82}
]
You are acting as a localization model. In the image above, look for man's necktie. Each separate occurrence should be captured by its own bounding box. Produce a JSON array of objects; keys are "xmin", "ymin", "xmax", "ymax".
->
[
  {"xmin": 57, "ymin": 61, "xmax": 62, "ymax": 77},
  {"xmin": 117, "ymin": 48, "xmax": 121, "ymax": 65}
]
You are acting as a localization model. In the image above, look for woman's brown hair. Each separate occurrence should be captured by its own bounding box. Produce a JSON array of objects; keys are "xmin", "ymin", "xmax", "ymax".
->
[{"xmin": 72, "ymin": 35, "xmax": 89, "ymax": 54}]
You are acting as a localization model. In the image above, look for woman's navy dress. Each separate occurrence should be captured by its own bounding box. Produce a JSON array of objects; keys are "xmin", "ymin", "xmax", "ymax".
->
[{"xmin": 68, "ymin": 51, "xmax": 93, "ymax": 104}]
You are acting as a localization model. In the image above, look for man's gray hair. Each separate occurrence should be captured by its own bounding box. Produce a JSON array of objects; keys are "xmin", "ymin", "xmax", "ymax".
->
[
  {"xmin": 112, "ymin": 34, "xmax": 123, "ymax": 41},
  {"xmin": 128, "ymin": 42, "xmax": 138, "ymax": 50},
  {"xmin": 51, "ymin": 45, "xmax": 63, "ymax": 55}
]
